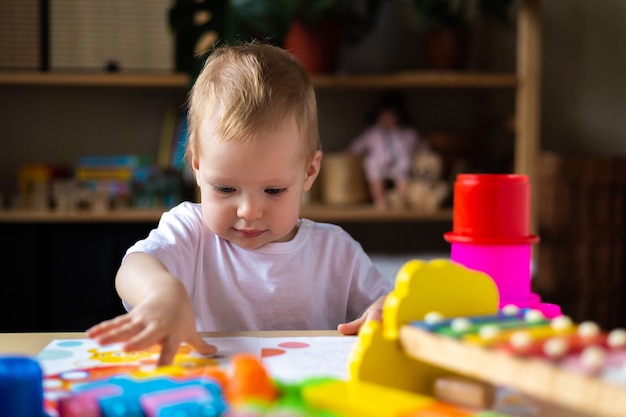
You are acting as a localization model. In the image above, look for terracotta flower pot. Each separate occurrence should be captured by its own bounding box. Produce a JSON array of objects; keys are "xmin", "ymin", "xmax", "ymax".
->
[
  {"xmin": 424, "ymin": 24, "xmax": 470, "ymax": 70},
  {"xmin": 284, "ymin": 19, "xmax": 344, "ymax": 74}
]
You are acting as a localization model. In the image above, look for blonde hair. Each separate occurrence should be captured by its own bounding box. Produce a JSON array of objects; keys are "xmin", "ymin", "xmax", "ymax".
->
[{"xmin": 187, "ymin": 43, "xmax": 320, "ymax": 164}]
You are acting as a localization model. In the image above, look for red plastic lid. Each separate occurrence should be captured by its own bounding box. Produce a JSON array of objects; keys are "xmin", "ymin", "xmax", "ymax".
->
[
  {"xmin": 445, "ymin": 174, "xmax": 538, "ymax": 245},
  {"xmin": 444, "ymin": 231, "xmax": 539, "ymax": 245}
]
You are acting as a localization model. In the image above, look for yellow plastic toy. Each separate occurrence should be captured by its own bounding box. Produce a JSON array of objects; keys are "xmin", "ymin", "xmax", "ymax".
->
[
  {"xmin": 348, "ymin": 259, "xmax": 500, "ymax": 395},
  {"xmin": 383, "ymin": 259, "xmax": 500, "ymax": 340},
  {"xmin": 301, "ymin": 378, "xmax": 434, "ymax": 417}
]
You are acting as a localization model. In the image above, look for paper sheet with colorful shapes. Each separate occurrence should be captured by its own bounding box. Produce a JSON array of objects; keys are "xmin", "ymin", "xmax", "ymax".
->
[
  {"xmin": 39, "ymin": 336, "xmax": 356, "ymax": 383},
  {"xmin": 38, "ymin": 336, "xmax": 357, "ymax": 415},
  {"xmin": 261, "ymin": 337, "xmax": 357, "ymax": 382}
]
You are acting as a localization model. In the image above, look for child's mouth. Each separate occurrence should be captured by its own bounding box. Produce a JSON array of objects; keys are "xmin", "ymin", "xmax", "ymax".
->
[{"xmin": 235, "ymin": 229, "xmax": 265, "ymax": 238}]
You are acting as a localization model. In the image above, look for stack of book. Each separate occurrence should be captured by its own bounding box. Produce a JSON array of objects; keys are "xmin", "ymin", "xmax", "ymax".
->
[{"xmin": 75, "ymin": 155, "xmax": 151, "ymax": 208}]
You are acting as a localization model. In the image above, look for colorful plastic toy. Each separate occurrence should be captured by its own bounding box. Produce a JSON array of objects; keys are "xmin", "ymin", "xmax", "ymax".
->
[
  {"xmin": 349, "ymin": 259, "xmax": 500, "ymax": 395},
  {"xmin": 348, "ymin": 254, "xmax": 626, "ymax": 417},
  {"xmin": 58, "ymin": 375, "xmax": 226, "ymax": 417},
  {"xmin": 301, "ymin": 378, "xmax": 434, "ymax": 417},
  {"xmin": 226, "ymin": 354, "xmax": 278, "ymax": 405},
  {"xmin": 444, "ymin": 174, "xmax": 561, "ymax": 317},
  {"xmin": 0, "ymin": 356, "xmax": 45, "ymax": 417}
]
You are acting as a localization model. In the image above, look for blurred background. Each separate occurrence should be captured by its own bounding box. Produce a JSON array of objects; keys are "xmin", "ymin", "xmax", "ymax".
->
[{"xmin": 0, "ymin": 0, "xmax": 624, "ymax": 331}]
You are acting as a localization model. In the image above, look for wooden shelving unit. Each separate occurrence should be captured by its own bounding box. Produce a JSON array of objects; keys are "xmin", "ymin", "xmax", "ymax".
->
[
  {"xmin": 0, "ymin": 72, "xmax": 189, "ymax": 88},
  {"xmin": 0, "ymin": 69, "xmax": 516, "ymax": 224},
  {"xmin": 0, "ymin": 0, "xmax": 540, "ymax": 226},
  {"xmin": 301, "ymin": 205, "xmax": 452, "ymax": 222},
  {"xmin": 0, "ymin": 71, "xmax": 516, "ymax": 89},
  {"xmin": 0, "ymin": 67, "xmax": 527, "ymax": 225},
  {"xmin": 312, "ymin": 72, "xmax": 517, "ymax": 89},
  {"xmin": 0, "ymin": 209, "xmax": 165, "ymax": 223}
]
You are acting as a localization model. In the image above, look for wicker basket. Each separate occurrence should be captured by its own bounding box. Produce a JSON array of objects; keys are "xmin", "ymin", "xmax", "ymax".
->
[
  {"xmin": 321, "ymin": 153, "xmax": 370, "ymax": 205},
  {"xmin": 536, "ymin": 151, "xmax": 626, "ymax": 328}
]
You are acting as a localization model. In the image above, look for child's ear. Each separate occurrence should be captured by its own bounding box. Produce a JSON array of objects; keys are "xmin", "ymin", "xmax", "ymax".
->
[
  {"xmin": 191, "ymin": 155, "xmax": 201, "ymax": 187},
  {"xmin": 303, "ymin": 150, "xmax": 322, "ymax": 192}
]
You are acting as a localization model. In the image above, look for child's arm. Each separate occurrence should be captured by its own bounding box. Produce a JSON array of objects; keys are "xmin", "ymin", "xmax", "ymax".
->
[
  {"xmin": 86, "ymin": 252, "xmax": 216, "ymax": 365},
  {"xmin": 337, "ymin": 295, "xmax": 386, "ymax": 335}
]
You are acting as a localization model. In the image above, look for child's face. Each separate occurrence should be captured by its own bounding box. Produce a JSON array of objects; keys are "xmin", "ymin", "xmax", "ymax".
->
[{"xmin": 192, "ymin": 116, "xmax": 321, "ymax": 250}]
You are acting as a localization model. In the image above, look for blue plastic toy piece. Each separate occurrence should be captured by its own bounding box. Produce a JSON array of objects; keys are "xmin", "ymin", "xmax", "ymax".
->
[{"xmin": 0, "ymin": 356, "xmax": 45, "ymax": 417}]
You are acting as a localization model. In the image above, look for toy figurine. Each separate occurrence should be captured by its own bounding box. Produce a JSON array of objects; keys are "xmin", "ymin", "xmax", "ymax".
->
[
  {"xmin": 348, "ymin": 93, "xmax": 427, "ymax": 210},
  {"xmin": 404, "ymin": 150, "xmax": 449, "ymax": 212}
]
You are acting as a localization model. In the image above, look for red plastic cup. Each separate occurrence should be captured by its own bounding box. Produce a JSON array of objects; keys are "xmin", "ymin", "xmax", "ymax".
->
[
  {"xmin": 444, "ymin": 174, "xmax": 538, "ymax": 245},
  {"xmin": 443, "ymin": 174, "xmax": 560, "ymax": 317}
]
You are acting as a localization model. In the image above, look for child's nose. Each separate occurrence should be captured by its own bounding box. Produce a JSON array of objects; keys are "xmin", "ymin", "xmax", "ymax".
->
[{"xmin": 237, "ymin": 196, "xmax": 263, "ymax": 220}]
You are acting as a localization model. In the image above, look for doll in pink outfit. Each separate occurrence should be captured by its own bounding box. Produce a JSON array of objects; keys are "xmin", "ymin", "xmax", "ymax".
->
[{"xmin": 349, "ymin": 93, "xmax": 426, "ymax": 209}]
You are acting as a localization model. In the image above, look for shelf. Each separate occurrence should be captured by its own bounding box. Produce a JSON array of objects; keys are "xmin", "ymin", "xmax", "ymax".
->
[
  {"xmin": 301, "ymin": 205, "xmax": 452, "ymax": 222},
  {"xmin": 0, "ymin": 206, "xmax": 452, "ymax": 224},
  {"xmin": 0, "ymin": 71, "xmax": 517, "ymax": 90},
  {"xmin": 0, "ymin": 72, "xmax": 189, "ymax": 88},
  {"xmin": 312, "ymin": 72, "xmax": 518, "ymax": 89},
  {"xmin": 0, "ymin": 209, "xmax": 165, "ymax": 223}
]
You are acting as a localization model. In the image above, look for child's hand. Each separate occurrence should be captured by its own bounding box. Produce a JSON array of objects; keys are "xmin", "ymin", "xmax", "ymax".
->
[
  {"xmin": 86, "ymin": 290, "xmax": 216, "ymax": 366},
  {"xmin": 337, "ymin": 295, "xmax": 386, "ymax": 335}
]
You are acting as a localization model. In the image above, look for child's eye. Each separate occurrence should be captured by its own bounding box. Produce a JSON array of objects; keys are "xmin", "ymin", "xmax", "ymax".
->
[
  {"xmin": 213, "ymin": 185, "xmax": 236, "ymax": 194},
  {"xmin": 265, "ymin": 188, "xmax": 286, "ymax": 196}
]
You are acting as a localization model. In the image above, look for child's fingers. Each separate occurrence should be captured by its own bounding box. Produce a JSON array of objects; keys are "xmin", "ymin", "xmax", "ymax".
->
[
  {"xmin": 121, "ymin": 322, "xmax": 164, "ymax": 353},
  {"xmin": 85, "ymin": 323, "xmax": 106, "ymax": 338},
  {"xmin": 158, "ymin": 338, "xmax": 181, "ymax": 366},
  {"xmin": 86, "ymin": 315, "xmax": 125, "ymax": 336},
  {"xmin": 366, "ymin": 307, "xmax": 382, "ymax": 322},
  {"xmin": 188, "ymin": 333, "xmax": 218, "ymax": 356},
  {"xmin": 86, "ymin": 315, "xmax": 130, "ymax": 339},
  {"xmin": 337, "ymin": 318, "xmax": 362, "ymax": 335},
  {"xmin": 338, "ymin": 305, "xmax": 383, "ymax": 335},
  {"xmin": 88, "ymin": 316, "xmax": 146, "ymax": 346}
]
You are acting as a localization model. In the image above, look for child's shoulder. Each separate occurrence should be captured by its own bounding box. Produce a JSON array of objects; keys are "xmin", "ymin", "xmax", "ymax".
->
[
  {"xmin": 299, "ymin": 218, "xmax": 354, "ymax": 242},
  {"xmin": 171, "ymin": 200, "xmax": 202, "ymax": 213},
  {"xmin": 301, "ymin": 217, "xmax": 342, "ymax": 231},
  {"xmin": 298, "ymin": 219, "xmax": 370, "ymax": 259},
  {"xmin": 161, "ymin": 201, "xmax": 203, "ymax": 224}
]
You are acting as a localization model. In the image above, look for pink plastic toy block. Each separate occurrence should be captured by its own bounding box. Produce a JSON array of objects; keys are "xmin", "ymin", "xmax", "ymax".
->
[
  {"xmin": 444, "ymin": 174, "xmax": 561, "ymax": 318},
  {"xmin": 140, "ymin": 385, "xmax": 218, "ymax": 417},
  {"xmin": 58, "ymin": 385, "xmax": 122, "ymax": 417}
]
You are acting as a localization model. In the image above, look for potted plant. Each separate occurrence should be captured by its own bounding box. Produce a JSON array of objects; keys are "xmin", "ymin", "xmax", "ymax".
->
[
  {"xmin": 285, "ymin": 0, "xmax": 384, "ymax": 74},
  {"xmin": 169, "ymin": 0, "xmax": 232, "ymax": 73},
  {"xmin": 410, "ymin": 0, "xmax": 515, "ymax": 70},
  {"xmin": 228, "ymin": 0, "xmax": 292, "ymax": 46},
  {"xmin": 170, "ymin": 0, "xmax": 383, "ymax": 73}
]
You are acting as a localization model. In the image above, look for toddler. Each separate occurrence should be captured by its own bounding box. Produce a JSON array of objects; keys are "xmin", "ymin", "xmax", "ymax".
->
[{"xmin": 88, "ymin": 43, "xmax": 393, "ymax": 365}]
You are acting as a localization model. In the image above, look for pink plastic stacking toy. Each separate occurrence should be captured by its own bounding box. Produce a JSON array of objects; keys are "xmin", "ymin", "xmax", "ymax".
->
[{"xmin": 444, "ymin": 174, "xmax": 561, "ymax": 317}]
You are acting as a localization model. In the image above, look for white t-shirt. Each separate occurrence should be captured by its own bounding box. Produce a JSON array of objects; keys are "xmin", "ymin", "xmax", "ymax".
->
[{"xmin": 125, "ymin": 202, "xmax": 393, "ymax": 331}]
